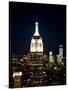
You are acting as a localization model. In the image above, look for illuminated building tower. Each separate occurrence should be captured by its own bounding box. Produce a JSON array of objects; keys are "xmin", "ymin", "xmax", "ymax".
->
[
  {"xmin": 30, "ymin": 22, "xmax": 43, "ymax": 52},
  {"xmin": 28, "ymin": 22, "xmax": 49, "ymax": 86},
  {"xmin": 57, "ymin": 45, "xmax": 63, "ymax": 64},
  {"xmin": 13, "ymin": 72, "xmax": 22, "ymax": 88},
  {"xmin": 59, "ymin": 45, "xmax": 63, "ymax": 57},
  {"xmin": 49, "ymin": 51, "xmax": 54, "ymax": 63}
]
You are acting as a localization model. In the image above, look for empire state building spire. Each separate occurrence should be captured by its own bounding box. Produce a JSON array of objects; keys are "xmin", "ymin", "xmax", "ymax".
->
[
  {"xmin": 34, "ymin": 22, "xmax": 40, "ymax": 36},
  {"xmin": 30, "ymin": 21, "xmax": 43, "ymax": 52}
]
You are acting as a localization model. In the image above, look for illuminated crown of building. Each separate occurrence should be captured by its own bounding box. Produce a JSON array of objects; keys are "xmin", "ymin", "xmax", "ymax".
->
[{"xmin": 30, "ymin": 22, "xmax": 43, "ymax": 52}]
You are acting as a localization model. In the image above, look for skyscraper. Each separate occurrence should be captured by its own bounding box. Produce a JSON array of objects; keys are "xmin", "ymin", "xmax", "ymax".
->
[
  {"xmin": 59, "ymin": 45, "xmax": 63, "ymax": 57},
  {"xmin": 30, "ymin": 22, "xmax": 43, "ymax": 52},
  {"xmin": 57, "ymin": 45, "xmax": 63, "ymax": 64},
  {"xmin": 49, "ymin": 51, "xmax": 54, "ymax": 63}
]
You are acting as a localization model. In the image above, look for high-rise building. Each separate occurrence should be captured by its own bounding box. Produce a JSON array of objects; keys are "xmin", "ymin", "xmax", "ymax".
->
[
  {"xmin": 49, "ymin": 51, "xmax": 54, "ymax": 63},
  {"xmin": 13, "ymin": 72, "xmax": 22, "ymax": 88},
  {"xmin": 30, "ymin": 22, "xmax": 43, "ymax": 52},
  {"xmin": 59, "ymin": 45, "xmax": 63, "ymax": 57},
  {"xmin": 57, "ymin": 45, "xmax": 63, "ymax": 64}
]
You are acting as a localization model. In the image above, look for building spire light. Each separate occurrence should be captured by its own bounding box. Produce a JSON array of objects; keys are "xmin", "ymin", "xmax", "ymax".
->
[{"xmin": 34, "ymin": 22, "xmax": 40, "ymax": 36}]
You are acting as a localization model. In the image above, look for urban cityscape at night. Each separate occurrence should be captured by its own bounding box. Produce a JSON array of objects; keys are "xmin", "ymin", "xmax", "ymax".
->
[{"xmin": 9, "ymin": 2, "xmax": 66, "ymax": 88}]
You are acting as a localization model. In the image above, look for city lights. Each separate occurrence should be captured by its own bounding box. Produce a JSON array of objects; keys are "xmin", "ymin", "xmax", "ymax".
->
[
  {"xmin": 13, "ymin": 72, "xmax": 22, "ymax": 78},
  {"xmin": 9, "ymin": 21, "xmax": 66, "ymax": 88}
]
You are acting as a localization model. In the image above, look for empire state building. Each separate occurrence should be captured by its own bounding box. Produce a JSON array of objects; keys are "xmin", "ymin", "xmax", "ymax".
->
[{"xmin": 30, "ymin": 22, "xmax": 43, "ymax": 52}]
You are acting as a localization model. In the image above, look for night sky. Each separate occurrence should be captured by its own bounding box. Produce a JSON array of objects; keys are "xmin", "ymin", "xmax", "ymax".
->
[{"xmin": 9, "ymin": 2, "xmax": 66, "ymax": 56}]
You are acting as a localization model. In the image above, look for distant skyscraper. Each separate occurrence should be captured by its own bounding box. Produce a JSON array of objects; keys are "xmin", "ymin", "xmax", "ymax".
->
[
  {"xmin": 59, "ymin": 45, "xmax": 63, "ymax": 57},
  {"xmin": 30, "ymin": 22, "xmax": 43, "ymax": 52},
  {"xmin": 57, "ymin": 45, "xmax": 63, "ymax": 64},
  {"xmin": 49, "ymin": 51, "xmax": 54, "ymax": 63}
]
